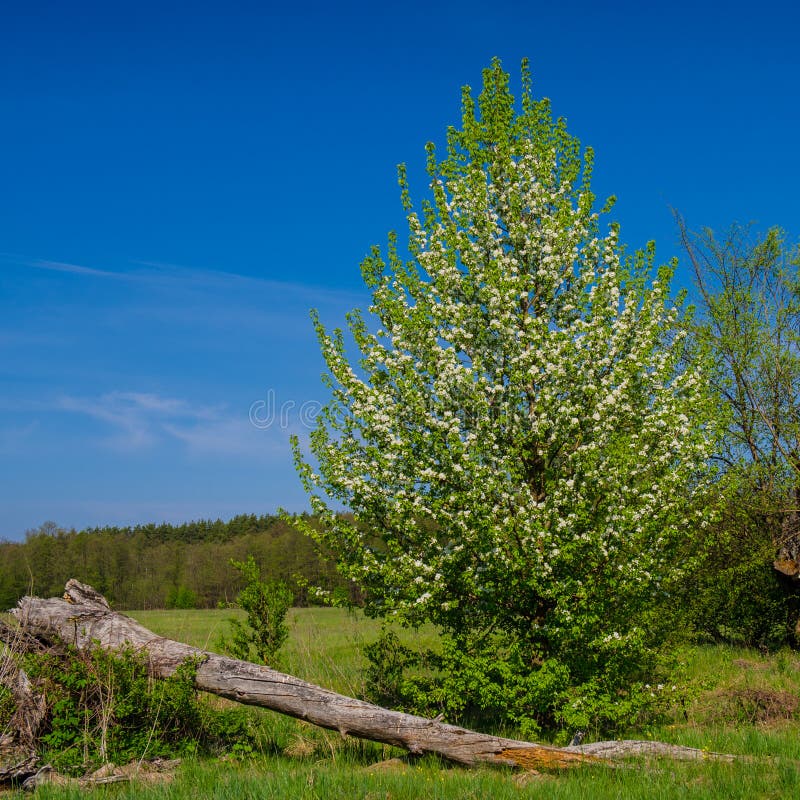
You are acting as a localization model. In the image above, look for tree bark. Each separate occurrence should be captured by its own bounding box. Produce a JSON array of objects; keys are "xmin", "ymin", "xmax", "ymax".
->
[{"xmin": 5, "ymin": 581, "xmax": 734, "ymax": 771}]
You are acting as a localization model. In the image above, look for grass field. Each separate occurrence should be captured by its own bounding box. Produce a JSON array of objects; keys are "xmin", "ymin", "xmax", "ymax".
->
[
  {"xmin": 129, "ymin": 607, "xmax": 426, "ymax": 696},
  {"xmin": 10, "ymin": 608, "xmax": 800, "ymax": 798}
]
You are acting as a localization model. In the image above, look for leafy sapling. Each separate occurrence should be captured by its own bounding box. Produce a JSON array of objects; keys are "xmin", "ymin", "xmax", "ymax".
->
[{"xmin": 217, "ymin": 555, "xmax": 293, "ymax": 667}]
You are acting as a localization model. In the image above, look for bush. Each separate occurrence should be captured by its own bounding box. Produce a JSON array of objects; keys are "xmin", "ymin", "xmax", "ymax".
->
[
  {"xmin": 677, "ymin": 500, "xmax": 799, "ymax": 650},
  {"xmin": 363, "ymin": 625, "xmax": 676, "ymax": 739},
  {"xmin": 217, "ymin": 555, "xmax": 293, "ymax": 666},
  {"xmin": 17, "ymin": 645, "xmax": 257, "ymax": 774}
]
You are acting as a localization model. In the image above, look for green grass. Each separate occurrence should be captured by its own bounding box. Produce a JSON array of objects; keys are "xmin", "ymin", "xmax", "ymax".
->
[
  {"xmin": 21, "ymin": 751, "xmax": 800, "ymax": 800},
  {"xmin": 11, "ymin": 609, "xmax": 800, "ymax": 798},
  {"xmin": 129, "ymin": 607, "xmax": 438, "ymax": 695}
]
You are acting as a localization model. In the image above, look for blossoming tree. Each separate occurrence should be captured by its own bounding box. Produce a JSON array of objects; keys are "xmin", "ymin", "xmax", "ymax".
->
[{"xmin": 293, "ymin": 59, "xmax": 715, "ymax": 731}]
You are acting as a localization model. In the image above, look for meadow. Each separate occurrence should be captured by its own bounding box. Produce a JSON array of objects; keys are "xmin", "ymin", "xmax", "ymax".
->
[{"xmin": 12, "ymin": 607, "xmax": 798, "ymax": 799}]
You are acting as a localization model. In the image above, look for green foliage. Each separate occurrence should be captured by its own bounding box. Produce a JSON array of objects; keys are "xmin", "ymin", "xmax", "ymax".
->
[
  {"xmin": 680, "ymin": 220, "xmax": 800, "ymax": 648},
  {"xmin": 676, "ymin": 490, "xmax": 799, "ymax": 649},
  {"xmin": 295, "ymin": 58, "xmax": 717, "ymax": 735},
  {"xmin": 166, "ymin": 585, "xmax": 199, "ymax": 609},
  {"xmin": 44, "ymin": 748, "xmax": 800, "ymax": 800},
  {"xmin": 19, "ymin": 645, "xmax": 256, "ymax": 774},
  {"xmin": 18, "ymin": 608, "xmax": 800, "ymax": 800},
  {"xmin": 364, "ymin": 626, "xmax": 675, "ymax": 739},
  {"xmin": 0, "ymin": 513, "xmax": 347, "ymax": 610},
  {"xmin": 217, "ymin": 555, "xmax": 293, "ymax": 666}
]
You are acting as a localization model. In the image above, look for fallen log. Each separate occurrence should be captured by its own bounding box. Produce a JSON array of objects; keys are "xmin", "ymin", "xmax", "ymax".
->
[{"xmin": 5, "ymin": 581, "xmax": 734, "ymax": 771}]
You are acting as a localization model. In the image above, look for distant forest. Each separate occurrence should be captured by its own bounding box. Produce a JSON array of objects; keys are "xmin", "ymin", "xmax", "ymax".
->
[{"xmin": 0, "ymin": 515, "xmax": 355, "ymax": 611}]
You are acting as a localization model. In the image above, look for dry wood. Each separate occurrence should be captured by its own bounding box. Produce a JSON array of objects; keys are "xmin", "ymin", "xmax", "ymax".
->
[
  {"xmin": 0, "ymin": 656, "xmax": 47, "ymax": 749},
  {"xmin": 0, "ymin": 744, "xmax": 39, "ymax": 784},
  {"xmin": 19, "ymin": 759, "xmax": 182, "ymax": 791},
  {"xmin": 5, "ymin": 580, "xmax": 735, "ymax": 771},
  {"xmin": 1, "ymin": 621, "xmax": 49, "ymax": 782},
  {"xmin": 0, "ymin": 659, "xmax": 46, "ymax": 750}
]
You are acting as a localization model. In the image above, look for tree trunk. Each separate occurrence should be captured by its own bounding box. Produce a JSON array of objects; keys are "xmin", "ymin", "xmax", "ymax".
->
[{"xmin": 5, "ymin": 581, "xmax": 734, "ymax": 771}]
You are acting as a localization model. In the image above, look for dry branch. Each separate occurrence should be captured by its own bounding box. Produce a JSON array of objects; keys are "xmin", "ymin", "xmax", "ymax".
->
[{"xmin": 5, "ymin": 581, "xmax": 734, "ymax": 771}]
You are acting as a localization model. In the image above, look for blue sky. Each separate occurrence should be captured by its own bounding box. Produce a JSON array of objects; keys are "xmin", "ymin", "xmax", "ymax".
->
[{"xmin": 2, "ymin": 0, "xmax": 799, "ymax": 539}]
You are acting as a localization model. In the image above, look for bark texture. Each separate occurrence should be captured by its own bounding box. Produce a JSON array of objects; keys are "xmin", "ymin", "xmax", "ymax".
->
[{"xmin": 5, "ymin": 581, "xmax": 734, "ymax": 771}]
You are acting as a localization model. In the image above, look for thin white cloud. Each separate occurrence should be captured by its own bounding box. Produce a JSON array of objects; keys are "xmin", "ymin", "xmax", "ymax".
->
[
  {"xmin": 163, "ymin": 417, "xmax": 288, "ymax": 457},
  {"xmin": 7, "ymin": 253, "xmax": 368, "ymax": 332},
  {"xmin": 111, "ymin": 392, "xmax": 192, "ymax": 415},
  {"xmin": 13, "ymin": 251, "xmax": 364, "ymax": 306},
  {"xmin": 128, "ymin": 258, "xmax": 366, "ymax": 306},
  {"xmin": 55, "ymin": 390, "xmax": 282, "ymax": 456},
  {"xmin": 57, "ymin": 393, "xmax": 162, "ymax": 449},
  {"xmin": 30, "ymin": 260, "xmax": 123, "ymax": 279}
]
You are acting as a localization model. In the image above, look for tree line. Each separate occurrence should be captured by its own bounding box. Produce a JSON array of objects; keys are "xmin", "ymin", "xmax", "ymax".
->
[{"xmin": 0, "ymin": 514, "xmax": 354, "ymax": 611}]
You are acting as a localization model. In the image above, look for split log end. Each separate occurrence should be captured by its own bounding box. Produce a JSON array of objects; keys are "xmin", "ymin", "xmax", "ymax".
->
[{"xmin": 63, "ymin": 580, "xmax": 111, "ymax": 609}]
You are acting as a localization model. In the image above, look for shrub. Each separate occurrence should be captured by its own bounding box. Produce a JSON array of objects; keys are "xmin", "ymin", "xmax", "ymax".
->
[
  {"xmin": 363, "ymin": 625, "xmax": 676, "ymax": 739},
  {"xmin": 676, "ymin": 496, "xmax": 799, "ymax": 650},
  {"xmin": 18, "ymin": 645, "xmax": 257, "ymax": 774},
  {"xmin": 217, "ymin": 555, "xmax": 293, "ymax": 666}
]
